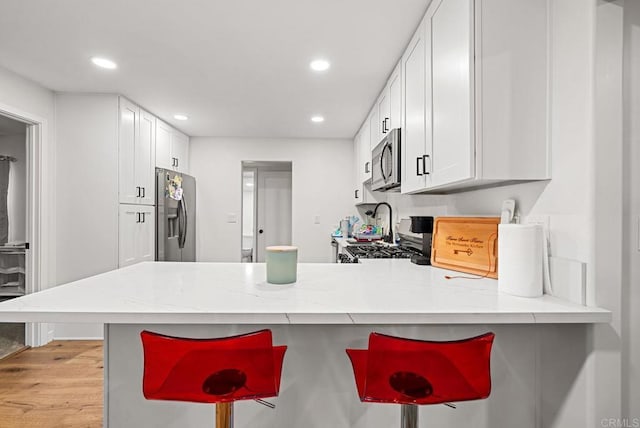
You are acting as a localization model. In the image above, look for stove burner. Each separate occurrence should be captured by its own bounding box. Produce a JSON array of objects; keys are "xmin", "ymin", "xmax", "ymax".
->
[{"xmin": 345, "ymin": 244, "xmax": 422, "ymax": 260}]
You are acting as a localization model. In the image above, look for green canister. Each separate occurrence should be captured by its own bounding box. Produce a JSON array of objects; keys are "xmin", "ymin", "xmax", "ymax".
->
[{"xmin": 266, "ymin": 246, "xmax": 298, "ymax": 284}]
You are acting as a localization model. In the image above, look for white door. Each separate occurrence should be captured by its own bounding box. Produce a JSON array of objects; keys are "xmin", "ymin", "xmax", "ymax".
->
[
  {"xmin": 137, "ymin": 205, "xmax": 155, "ymax": 262},
  {"xmin": 401, "ymin": 18, "xmax": 430, "ymax": 193},
  {"xmin": 155, "ymin": 120, "xmax": 173, "ymax": 170},
  {"xmin": 119, "ymin": 205, "xmax": 139, "ymax": 267},
  {"xmin": 119, "ymin": 99, "xmax": 138, "ymax": 204},
  {"xmin": 137, "ymin": 110, "xmax": 156, "ymax": 205},
  {"xmin": 431, "ymin": 0, "xmax": 474, "ymax": 187},
  {"xmin": 256, "ymin": 171, "xmax": 292, "ymax": 262}
]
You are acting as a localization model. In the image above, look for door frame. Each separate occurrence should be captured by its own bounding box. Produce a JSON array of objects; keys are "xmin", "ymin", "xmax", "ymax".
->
[
  {"xmin": 0, "ymin": 101, "xmax": 53, "ymax": 347},
  {"xmin": 240, "ymin": 167, "xmax": 258, "ymax": 262}
]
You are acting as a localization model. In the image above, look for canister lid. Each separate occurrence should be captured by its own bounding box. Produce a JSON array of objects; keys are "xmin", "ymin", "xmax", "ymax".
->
[{"xmin": 266, "ymin": 246, "xmax": 298, "ymax": 252}]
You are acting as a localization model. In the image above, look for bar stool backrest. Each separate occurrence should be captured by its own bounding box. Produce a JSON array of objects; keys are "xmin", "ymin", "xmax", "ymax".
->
[
  {"xmin": 347, "ymin": 332, "xmax": 495, "ymax": 405},
  {"xmin": 141, "ymin": 329, "xmax": 287, "ymax": 404}
]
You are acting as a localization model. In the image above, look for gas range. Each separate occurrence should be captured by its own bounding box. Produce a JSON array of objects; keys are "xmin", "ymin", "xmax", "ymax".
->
[{"xmin": 340, "ymin": 243, "xmax": 422, "ymax": 263}]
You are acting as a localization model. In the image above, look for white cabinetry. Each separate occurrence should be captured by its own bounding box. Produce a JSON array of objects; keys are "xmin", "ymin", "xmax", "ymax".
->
[
  {"xmin": 119, "ymin": 98, "xmax": 156, "ymax": 205},
  {"xmin": 119, "ymin": 204, "xmax": 155, "ymax": 267},
  {"xmin": 430, "ymin": 0, "xmax": 473, "ymax": 187},
  {"xmin": 401, "ymin": 18, "xmax": 431, "ymax": 193},
  {"xmin": 359, "ymin": 120, "xmax": 372, "ymax": 183},
  {"xmin": 375, "ymin": 62, "xmax": 402, "ymax": 142},
  {"xmin": 156, "ymin": 119, "xmax": 190, "ymax": 173},
  {"xmin": 399, "ymin": 0, "xmax": 549, "ymax": 194}
]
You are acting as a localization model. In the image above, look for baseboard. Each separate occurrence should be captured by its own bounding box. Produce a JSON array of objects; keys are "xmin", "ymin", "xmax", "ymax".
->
[{"xmin": 53, "ymin": 337, "xmax": 104, "ymax": 341}]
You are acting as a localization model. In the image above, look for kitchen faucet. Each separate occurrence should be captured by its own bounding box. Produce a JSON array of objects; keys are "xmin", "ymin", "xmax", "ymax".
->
[{"xmin": 367, "ymin": 202, "xmax": 393, "ymax": 244}]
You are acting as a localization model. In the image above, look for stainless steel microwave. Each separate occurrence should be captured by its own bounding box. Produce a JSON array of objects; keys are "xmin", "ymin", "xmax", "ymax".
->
[{"xmin": 371, "ymin": 128, "xmax": 401, "ymax": 191}]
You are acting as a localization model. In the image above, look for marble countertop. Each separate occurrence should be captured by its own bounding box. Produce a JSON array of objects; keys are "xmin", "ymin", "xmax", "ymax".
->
[{"xmin": 0, "ymin": 261, "xmax": 611, "ymax": 324}]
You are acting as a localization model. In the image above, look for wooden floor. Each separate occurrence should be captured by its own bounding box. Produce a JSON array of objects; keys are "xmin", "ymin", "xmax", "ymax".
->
[{"xmin": 0, "ymin": 341, "xmax": 103, "ymax": 428}]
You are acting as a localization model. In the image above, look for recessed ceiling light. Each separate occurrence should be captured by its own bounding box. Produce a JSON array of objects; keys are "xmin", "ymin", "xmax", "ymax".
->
[
  {"xmin": 91, "ymin": 57, "xmax": 117, "ymax": 69},
  {"xmin": 311, "ymin": 116, "xmax": 325, "ymax": 123},
  {"xmin": 310, "ymin": 59, "xmax": 330, "ymax": 72},
  {"xmin": 174, "ymin": 114, "xmax": 189, "ymax": 121}
]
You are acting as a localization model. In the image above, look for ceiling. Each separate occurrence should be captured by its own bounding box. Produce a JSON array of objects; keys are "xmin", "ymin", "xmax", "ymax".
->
[{"xmin": 0, "ymin": 0, "xmax": 429, "ymax": 138}]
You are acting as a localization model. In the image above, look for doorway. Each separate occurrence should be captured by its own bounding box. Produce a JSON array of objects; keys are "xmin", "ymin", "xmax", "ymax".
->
[
  {"xmin": 241, "ymin": 161, "xmax": 292, "ymax": 262},
  {"xmin": 0, "ymin": 115, "xmax": 27, "ymax": 358}
]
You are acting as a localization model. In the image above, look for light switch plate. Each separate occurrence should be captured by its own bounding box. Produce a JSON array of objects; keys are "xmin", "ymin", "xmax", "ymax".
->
[
  {"xmin": 227, "ymin": 213, "xmax": 237, "ymax": 223},
  {"xmin": 314, "ymin": 215, "xmax": 320, "ymax": 224}
]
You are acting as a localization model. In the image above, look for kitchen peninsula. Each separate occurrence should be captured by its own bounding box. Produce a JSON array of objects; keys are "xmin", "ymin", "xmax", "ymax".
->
[{"xmin": 0, "ymin": 262, "xmax": 610, "ymax": 427}]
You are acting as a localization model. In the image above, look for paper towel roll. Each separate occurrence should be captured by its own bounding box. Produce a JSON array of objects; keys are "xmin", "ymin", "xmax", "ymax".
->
[{"xmin": 498, "ymin": 224, "xmax": 543, "ymax": 298}]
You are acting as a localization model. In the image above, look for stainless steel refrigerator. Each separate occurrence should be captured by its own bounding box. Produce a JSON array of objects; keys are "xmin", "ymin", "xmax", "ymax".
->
[{"xmin": 156, "ymin": 168, "xmax": 196, "ymax": 262}]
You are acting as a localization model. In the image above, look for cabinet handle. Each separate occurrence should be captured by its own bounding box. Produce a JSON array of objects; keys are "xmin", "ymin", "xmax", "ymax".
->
[
  {"xmin": 141, "ymin": 212, "xmax": 146, "ymax": 223},
  {"xmin": 422, "ymin": 154, "xmax": 430, "ymax": 175},
  {"xmin": 136, "ymin": 186, "xmax": 140, "ymax": 197},
  {"xmin": 141, "ymin": 187, "xmax": 145, "ymax": 198},
  {"xmin": 176, "ymin": 158, "xmax": 179, "ymax": 168},
  {"xmin": 365, "ymin": 162, "xmax": 370, "ymax": 174},
  {"xmin": 384, "ymin": 118, "xmax": 390, "ymax": 133},
  {"xmin": 355, "ymin": 189, "xmax": 359, "ymax": 199},
  {"xmin": 416, "ymin": 157, "xmax": 423, "ymax": 176},
  {"xmin": 136, "ymin": 212, "xmax": 141, "ymax": 223}
]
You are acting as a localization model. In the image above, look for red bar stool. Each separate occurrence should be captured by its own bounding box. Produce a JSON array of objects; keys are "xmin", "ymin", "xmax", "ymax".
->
[
  {"xmin": 141, "ymin": 329, "xmax": 287, "ymax": 428},
  {"xmin": 346, "ymin": 332, "xmax": 495, "ymax": 428}
]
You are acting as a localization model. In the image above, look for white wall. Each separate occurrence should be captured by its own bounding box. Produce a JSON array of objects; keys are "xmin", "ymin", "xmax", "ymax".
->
[
  {"xmin": 53, "ymin": 93, "xmax": 120, "ymax": 339},
  {"xmin": 623, "ymin": 0, "xmax": 640, "ymax": 419},
  {"xmin": 0, "ymin": 133, "xmax": 27, "ymax": 242},
  {"xmin": 190, "ymin": 138, "xmax": 353, "ymax": 263}
]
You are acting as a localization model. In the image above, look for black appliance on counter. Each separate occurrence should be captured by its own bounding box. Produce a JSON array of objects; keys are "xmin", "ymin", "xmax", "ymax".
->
[{"xmin": 408, "ymin": 216, "xmax": 434, "ymax": 265}]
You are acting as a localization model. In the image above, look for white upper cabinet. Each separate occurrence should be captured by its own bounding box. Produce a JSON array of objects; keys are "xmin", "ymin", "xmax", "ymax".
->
[
  {"xmin": 137, "ymin": 110, "xmax": 156, "ymax": 205},
  {"xmin": 399, "ymin": 0, "xmax": 549, "ymax": 194},
  {"xmin": 430, "ymin": 0, "xmax": 473, "ymax": 187},
  {"xmin": 172, "ymin": 130, "xmax": 190, "ymax": 173},
  {"xmin": 370, "ymin": 62, "xmax": 402, "ymax": 150},
  {"xmin": 156, "ymin": 119, "xmax": 190, "ymax": 174},
  {"xmin": 119, "ymin": 98, "xmax": 155, "ymax": 205},
  {"xmin": 388, "ymin": 64, "xmax": 402, "ymax": 131},
  {"xmin": 368, "ymin": 108, "xmax": 378, "ymax": 151},
  {"xmin": 361, "ymin": 117, "xmax": 372, "ymax": 183},
  {"xmin": 401, "ymin": 17, "xmax": 431, "ymax": 194},
  {"xmin": 155, "ymin": 119, "xmax": 172, "ymax": 170},
  {"xmin": 376, "ymin": 92, "xmax": 388, "ymax": 144},
  {"xmin": 119, "ymin": 98, "xmax": 138, "ymax": 204}
]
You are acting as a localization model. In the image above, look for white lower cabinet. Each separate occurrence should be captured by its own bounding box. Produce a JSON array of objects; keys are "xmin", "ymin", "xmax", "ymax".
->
[{"xmin": 119, "ymin": 204, "xmax": 155, "ymax": 268}]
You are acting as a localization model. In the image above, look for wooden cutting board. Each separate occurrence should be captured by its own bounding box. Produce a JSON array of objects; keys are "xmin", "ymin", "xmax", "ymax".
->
[{"xmin": 431, "ymin": 217, "xmax": 500, "ymax": 278}]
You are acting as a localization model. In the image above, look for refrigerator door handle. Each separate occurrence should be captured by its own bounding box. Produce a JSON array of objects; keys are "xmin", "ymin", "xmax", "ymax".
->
[
  {"xmin": 179, "ymin": 195, "xmax": 188, "ymax": 249},
  {"xmin": 177, "ymin": 199, "xmax": 184, "ymax": 249}
]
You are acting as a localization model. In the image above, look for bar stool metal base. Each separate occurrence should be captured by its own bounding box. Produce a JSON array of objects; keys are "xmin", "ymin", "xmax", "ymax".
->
[
  {"xmin": 401, "ymin": 404, "xmax": 418, "ymax": 428},
  {"xmin": 216, "ymin": 402, "xmax": 234, "ymax": 428}
]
